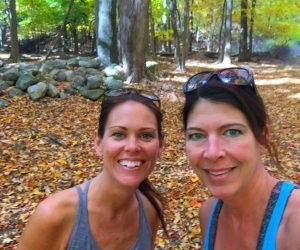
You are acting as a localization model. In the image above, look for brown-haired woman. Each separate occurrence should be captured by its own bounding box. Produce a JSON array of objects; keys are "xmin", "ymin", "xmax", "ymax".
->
[
  {"xmin": 182, "ymin": 68, "xmax": 300, "ymax": 249},
  {"xmin": 18, "ymin": 88, "xmax": 167, "ymax": 250}
]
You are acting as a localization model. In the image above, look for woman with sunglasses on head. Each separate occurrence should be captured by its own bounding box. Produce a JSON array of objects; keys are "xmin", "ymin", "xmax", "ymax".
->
[
  {"xmin": 18, "ymin": 88, "xmax": 167, "ymax": 250},
  {"xmin": 182, "ymin": 68, "xmax": 300, "ymax": 250}
]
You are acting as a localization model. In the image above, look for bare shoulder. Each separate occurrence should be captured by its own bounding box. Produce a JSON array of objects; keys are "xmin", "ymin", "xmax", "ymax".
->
[
  {"xmin": 18, "ymin": 187, "xmax": 78, "ymax": 250},
  {"xmin": 199, "ymin": 197, "xmax": 217, "ymax": 241},
  {"xmin": 277, "ymin": 188, "xmax": 300, "ymax": 248}
]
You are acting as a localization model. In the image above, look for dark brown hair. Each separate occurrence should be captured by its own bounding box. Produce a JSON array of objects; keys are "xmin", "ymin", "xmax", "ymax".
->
[
  {"xmin": 183, "ymin": 81, "xmax": 280, "ymax": 167},
  {"xmin": 98, "ymin": 92, "xmax": 167, "ymax": 235}
]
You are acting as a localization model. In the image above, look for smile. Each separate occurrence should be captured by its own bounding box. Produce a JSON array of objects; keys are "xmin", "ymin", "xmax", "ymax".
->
[
  {"xmin": 119, "ymin": 160, "xmax": 143, "ymax": 169},
  {"xmin": 207, "ymin": 168, "xmax": 234, "ymax": 176}
]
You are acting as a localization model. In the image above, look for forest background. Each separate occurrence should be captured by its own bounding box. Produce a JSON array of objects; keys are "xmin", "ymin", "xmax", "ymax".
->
[{"xmin": 0, "ymin": 0, "xmax": 299, "ymax": 249}]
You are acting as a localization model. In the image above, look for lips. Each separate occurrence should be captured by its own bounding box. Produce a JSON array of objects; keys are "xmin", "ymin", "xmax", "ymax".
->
[
  {"xmin": 118, "ymin": 160, "xmax": 144, "ymax": 169},
  {"xmin": 206, "ymin": 167, "xmax": 235, "ymax": 176}
]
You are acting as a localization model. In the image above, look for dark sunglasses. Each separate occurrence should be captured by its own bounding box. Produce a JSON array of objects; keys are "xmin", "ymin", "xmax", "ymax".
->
[
  {"xmin": 183, "ymin": 67, "xmax": 257, "ymax": 94},
  {"xmin": 105, "ymin": 88, "xmax": 161, "ymax": 108}
]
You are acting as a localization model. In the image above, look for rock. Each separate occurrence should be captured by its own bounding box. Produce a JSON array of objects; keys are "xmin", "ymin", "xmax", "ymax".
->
[
  {"xmin": 103, "ymin": 64, "xmax": 126, "ymax": 80},
  {"xmin": 0, "ymin": 98, "xmax": 10, "ymax": 107},
  {"xmin": 66, "ymin": 58, "xmax": 79, "ymax": 67},
  {"xmin": 27, "ymin": 82, "xmax": 48, "ymax": 100},
  {"xmin": 40, "ymin": 59, "xmax": 66, "ymax": 72},
  {"xmin": 80, "ymin": 87, "xmax": 104, "ymax": 101},
  {"xmin": 0, "ymin": 81, "xmax": 14, "ymax": 91},
  {"xmin": 87, "ymin": 75, "xmax": 103, "ymax": 89},
  {"xmin": 8, "ymin": 87, "xmax": 24, "ymax": 97},
  {"xmin": 50, "ymin": 69, "xmax": 67, "ymax": 81},
  {"xmin": 104, "ymin": 77, "xmax": 123, "ymax": 90},
  {"xmin": 47, "ymin": 84, "xmax": 59, "ymax": 98},
  {"xmin": 78, "ymin": 58, "xmax": 101, "ymax": 69},
  {"xmin": 72, "ymin": 75, "xmax": 86, "ymax": 89},
  {"xmin": 15, "ymin": 73, "xmax": 37, "ymax": 90},
  {"xmin": 0, "ymin": 60, "xmax": 4, "ymax": 67},
  {"xmin": 3, "ymin": 68, "xmax": 19, "ymax": 82},
  {"xmin": 64, "ymin": 87, "xmax": 77, "ymax": 96}
]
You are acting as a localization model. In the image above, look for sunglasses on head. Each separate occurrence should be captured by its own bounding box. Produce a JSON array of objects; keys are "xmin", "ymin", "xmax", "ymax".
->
[
  {"xmin": 105, "ymin": 88, "xmax": 161, "ymax": 109},
  {"xmin": 183, "ymin": 67, "xmax": 257, "ymax": 94}
]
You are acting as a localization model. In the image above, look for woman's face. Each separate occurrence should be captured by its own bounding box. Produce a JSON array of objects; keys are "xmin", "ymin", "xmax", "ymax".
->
[
  {"xmin": 185, "ymin": 99, "xmax": 265, "ymax": 199},
  {"xmin": 94, "ymin": 100, "xmax": 163, "ymax": 188}
]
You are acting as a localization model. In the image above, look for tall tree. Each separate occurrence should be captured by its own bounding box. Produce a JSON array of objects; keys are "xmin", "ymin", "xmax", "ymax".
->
[
  {"xmin": 43, "ymin": 0, "xmax": 75, "ymax": 60},
  {"xmin": 9, "ymin": 0, "xmax": 20, "ymax": 62},
  {"xmin": 248, "ymin": 0, "xmax": 256, "ymax": 55},
  {"xmin": 238, "ymin": 0, "xmax": 249, "ymax": 61},
  {"xmin": 96, "ymin": 0, "xmax": 118, "ymax": 66},
  {"xmin": 218, "ymin": 0, "xmax": 232, "ymax": 64},
  {"xmin": 170, "ymin": 0, "xmax": 184, "ymax": 71},
  {"xmin": 119, "ymin": 0, "xmax": 149, "ymax": 82},
  {"xmin": 182, "ymin": 0, "xmax": 190, "ymax": 67}
]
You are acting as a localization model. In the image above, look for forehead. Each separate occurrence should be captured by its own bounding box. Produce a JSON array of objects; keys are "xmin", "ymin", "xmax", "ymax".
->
[
  {"xmin": 188, "ymin": 99, "xmax": 249, "ymax": 126},
  {"xmin": 106, "ymin": 100, "xmax": 157, "ymax": 127}
]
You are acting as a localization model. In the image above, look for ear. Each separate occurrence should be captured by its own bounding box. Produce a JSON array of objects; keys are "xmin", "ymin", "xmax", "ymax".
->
[{"xmin": 94, "ymin": 130, "xmax": 103, "ymax": 157}]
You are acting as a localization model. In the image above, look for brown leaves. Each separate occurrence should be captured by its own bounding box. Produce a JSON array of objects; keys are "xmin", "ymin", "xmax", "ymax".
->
[{"xmin": 1, "ymin": 63, "xmax": 299, "ymax": 250}]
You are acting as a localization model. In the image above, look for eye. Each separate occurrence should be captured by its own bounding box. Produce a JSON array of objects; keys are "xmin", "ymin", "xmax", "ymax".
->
[
  {"xmin": 139, "ymin": 132, "xmax": 154, "ymax": 141},
  {"xmin": 112, "ymin": 132, "xmax": 125, "ymax": 139},
  {"xmin": 224, "ymin": 129, "xmax": 242, "ymax": 137},
  {"xmin": 187, "ymin": 132, "xmax": 205, "ymax": 141}
]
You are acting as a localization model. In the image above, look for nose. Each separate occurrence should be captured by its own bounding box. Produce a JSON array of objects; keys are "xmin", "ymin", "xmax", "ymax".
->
[
  {"xmin": 203, "ymin": 136, "xmax": 225, "ymax": 161},
  {"xmin": 124, "ymin": 136, "xmax": 141, "ymax": 152}
]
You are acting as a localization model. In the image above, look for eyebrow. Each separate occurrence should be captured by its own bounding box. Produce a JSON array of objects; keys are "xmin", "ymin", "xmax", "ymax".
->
[
  {"xmin": 186, "ymin": 123, "xmax": 247, "ymax": 131},
  {"xmin": 108, "ymin": 126, "xmax": 157, "ymax": 131}
]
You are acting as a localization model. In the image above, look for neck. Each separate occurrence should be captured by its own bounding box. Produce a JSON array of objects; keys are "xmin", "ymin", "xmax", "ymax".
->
[
  {"xmin": 222, "ymin": 169, "xmax": 277, "ymax": 219},
  {"xmin": 88, "ymin": 173, "xmax": 138, "ymax": 214}
]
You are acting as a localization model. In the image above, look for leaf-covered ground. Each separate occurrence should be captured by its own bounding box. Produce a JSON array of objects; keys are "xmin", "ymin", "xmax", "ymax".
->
[{"xmin": 1, "ymin": 56, "xmax": 299, "ymax": 249}]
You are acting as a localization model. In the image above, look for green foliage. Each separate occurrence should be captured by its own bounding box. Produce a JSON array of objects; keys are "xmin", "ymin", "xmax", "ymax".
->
[{"xmin": 16, "ymin": 0, "xmax": 94, "ymax": 38}]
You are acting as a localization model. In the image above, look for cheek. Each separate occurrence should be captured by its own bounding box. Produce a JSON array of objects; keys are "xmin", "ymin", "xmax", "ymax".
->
[{"xmin": 185, "ymin": 144, "xmax": 202, "ymax": 164}]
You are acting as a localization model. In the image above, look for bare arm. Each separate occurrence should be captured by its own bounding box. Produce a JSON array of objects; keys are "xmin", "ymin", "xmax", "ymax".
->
[{"xmin": 17, "ymin": 189, "xmax": 77, "ymax": 250}]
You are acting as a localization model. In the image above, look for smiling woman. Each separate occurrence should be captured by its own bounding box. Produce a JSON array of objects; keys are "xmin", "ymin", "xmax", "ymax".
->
[
  {"xmin": 182, "ymin": 67, "xmax": 300, "ymax": 249},
  {"xmin": 17, "ymin": 88, "xmax": 167, "ymax": 250}
]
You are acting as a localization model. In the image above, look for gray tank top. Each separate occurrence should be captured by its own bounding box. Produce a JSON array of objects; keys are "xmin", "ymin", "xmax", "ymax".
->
[{"xmin": 66, "ymin": 181, "xmax": 152, "ymax": 250}]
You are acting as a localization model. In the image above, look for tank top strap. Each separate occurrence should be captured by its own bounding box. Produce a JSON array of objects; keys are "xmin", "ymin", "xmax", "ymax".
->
[
  {"xmin": 131, "ymin": 191, "xmax": 151, "ymax": 250},
  {"xmin": 204, "ymin": 199, "xmax": 223, "ymax": 250},
  {"xmin": 258, "ymin": 181, "xmax": 297, "ymax": 250}
]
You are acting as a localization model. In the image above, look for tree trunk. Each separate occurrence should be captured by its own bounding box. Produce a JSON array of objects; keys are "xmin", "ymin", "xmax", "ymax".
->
[
  {"xmin": 218, "ymin": 0, "xmax": 232, "ymax": 64},
  {"xmin": 170, "ymin": 0, "xmax": 184, "ymax": 71},
  {"xmin": 217, "ymin": 0, "xmax": 226, "ymax": 63},
  {"xmin": 149, "ymin": 1, "xmax": 156, "ymax": 55},
  {"xmin": 9, "ymin": 0, "xmax": 20, "ymax": 62},
  {"xmin": 182, "ymin": 0, "xmax": 190, "ymax": 68},
  {"xmin": 238, "ymin": 0, "xmax": 248, "ymax": 61},
  {"xmin": 223, "ymin": 0, "xmax": 232, "ymax": 64},
  {"xmin": 96, "ymin": 0, "xmax": 118, "ymax": 66},
  {"xmin": 119, "ymin": 0, "xmax": 149, "ymax": 83},
  {"xmin": 249, "ymin": 0, "xmax": 256, "ymax": 55},
  {"xmin": 43, "ymin": 0, "xmax": 74, "ymax": 61}
]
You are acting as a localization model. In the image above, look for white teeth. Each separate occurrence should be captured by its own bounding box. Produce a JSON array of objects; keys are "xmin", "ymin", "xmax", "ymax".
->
[
  {"xmin": 209, "ymin": 169, "xmax": 231, "ymax": 176},
  {"xmin": 119, "ymin": 160, "xmax": 142, "ymax": 168}
]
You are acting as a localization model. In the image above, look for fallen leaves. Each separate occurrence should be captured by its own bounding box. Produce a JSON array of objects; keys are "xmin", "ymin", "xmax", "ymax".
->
[{"xmin": 0, "ymin": 63, "xmax": 299, "ymax": 250}]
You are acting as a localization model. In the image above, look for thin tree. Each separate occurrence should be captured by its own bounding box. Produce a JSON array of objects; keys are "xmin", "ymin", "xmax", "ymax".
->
[
  {"xmin": 217, "ymin": 0, "xmax": 232, "ymax": 64},
  {"xmin": 249, "ymin": 0, "xmax": 256, "ymax": 55},
  {"xmin": 43, "ymin": 0, "xmax": 75, "ymax": 61},
  {"xmin": 238, "ymin": 0, "xmax": 248, "ymax": 61},
  {"xmin": 170, "ymin": 0, "xmax": 184, "ymax": 71},
  {"xmin": 9, "ymin": 0, "xmax": 20, "ymax": 62}
]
